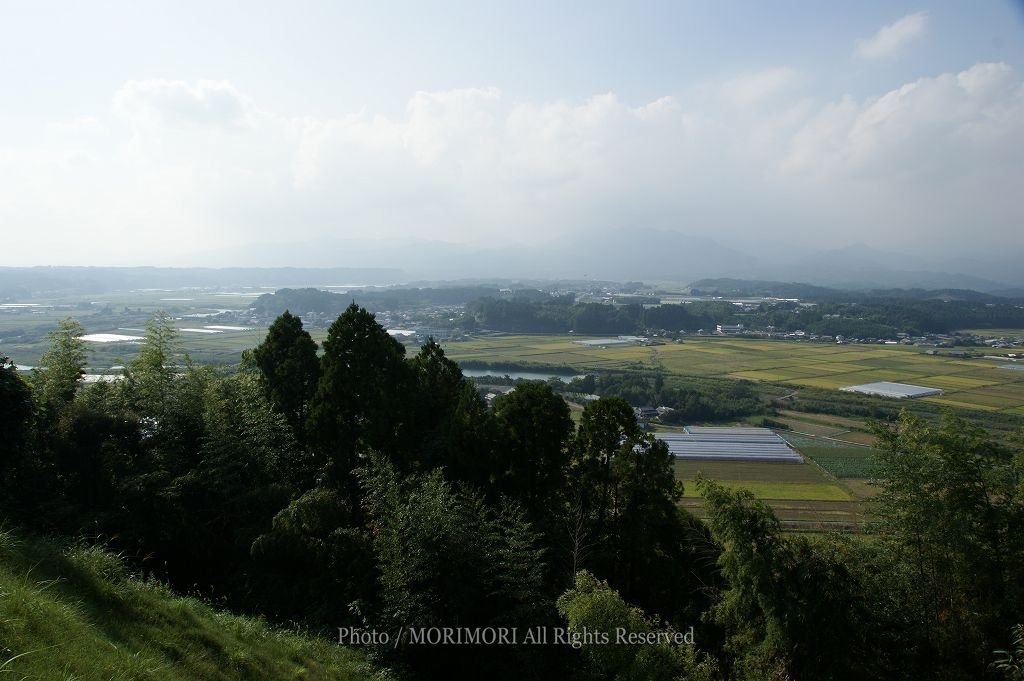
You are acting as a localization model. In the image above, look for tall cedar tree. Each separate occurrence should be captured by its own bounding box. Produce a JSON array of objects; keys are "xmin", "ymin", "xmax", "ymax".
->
[
  {"xmin": 306, "ymin": 303, "xmax": 412, "ymax": 491},
  {"xmin": 251, "ymin": 310, "xmax": 320, "ymax": 440},
  {"xmin": 568, "ymin": 397, "xmax": 705, "ymax": 624},
  {"xmin": 404, "ymin": 339, "xmax": 482, "ymax": 475},
  {"xmin": 490, "ymin": 381, "xmax": 573, "ymax": 519}
]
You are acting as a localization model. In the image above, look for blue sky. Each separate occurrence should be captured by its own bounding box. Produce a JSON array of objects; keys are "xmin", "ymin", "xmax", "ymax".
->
[{"xmin": 1, "ymin": 1, "xmax": 1023, "ymax": 265}]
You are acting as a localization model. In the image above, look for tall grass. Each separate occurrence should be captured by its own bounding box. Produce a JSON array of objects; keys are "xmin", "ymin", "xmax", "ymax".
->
[{"xmin": 0, "ymin": 528, "xmax": 379, "ymax": 680}]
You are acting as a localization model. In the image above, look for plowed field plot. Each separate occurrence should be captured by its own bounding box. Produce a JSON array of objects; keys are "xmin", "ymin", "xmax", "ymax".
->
[{"xmin": 680, "ymin": 497, "xmax": 864, "ymax": 527}]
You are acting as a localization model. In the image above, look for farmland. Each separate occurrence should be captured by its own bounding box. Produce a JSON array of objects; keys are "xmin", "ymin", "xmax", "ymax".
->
[
  {"xmin": 441, "ymin": 333, "xmax": 1023, "ymax": 532},
  {"xmin": 440, "ymin": 334, "xmax": 1024, "ymax": 417},
  {"xmin": 0, "ymin": 289, "xmax": 267, "ymax": 368},
  {"xmin": 669, "ymin": 422, "xmax": 882, "ymax": 531},
  {"xmin": 8, "ymin": 298, "xmax": 1024, "ymax": 421},
  {"xmin": 6, "ymin": 290, "xmax": 1024, "ymax": 420},
  {"xmin": 673, "ymin": 455, "xmax": 869, "ymax": 531}
]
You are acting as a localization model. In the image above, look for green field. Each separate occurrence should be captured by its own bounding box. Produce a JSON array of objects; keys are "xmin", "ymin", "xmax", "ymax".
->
[
  {"xmin": 441, "ymin": 335, "xmax": 1024, "ymax": 416},
  {"xmin": 674, "ymin": 459, "xmax": 831, "ymax": 484},
  {"xmin": 798, "ymin": 446, "xmax": 878, "ymax": 479},
  {"xmin": 672, "ymin": 457, "xmax": 867, "ymax": 530},
  {"xmin": 673, "ymin": 458, "xmax": 854, "ymax": 502}
]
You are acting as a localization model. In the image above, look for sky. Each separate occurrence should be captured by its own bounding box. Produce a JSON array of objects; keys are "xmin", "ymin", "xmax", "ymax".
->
[{"xmin": 1, "ymin": 0, "xmax": 1023, "ymax": 267}]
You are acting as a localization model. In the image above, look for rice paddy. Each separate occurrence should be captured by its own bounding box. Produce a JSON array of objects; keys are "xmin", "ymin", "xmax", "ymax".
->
[
  {"xmin": 441, "ymin": 335, "xmax": 1024, "ymax": 416},
  {"xmin": 441, "ymin": 333, "xmax": 1024, "ymax": 532},
  {"xmin": 673, "ymin": 457, "xmax": 867, "ymax": 530}
]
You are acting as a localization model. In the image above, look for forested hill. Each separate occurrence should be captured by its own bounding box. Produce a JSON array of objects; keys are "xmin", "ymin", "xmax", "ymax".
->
[
  {"xmin": 467, "ymin": 294, "xmax": 1024, "ymax": 337},
  {"xmin": 251, "ymin": 285, "xmax": 515, "ymax": 318},
  {"xmin": 687, "ymin": 279, "xmax": 841, "ymax": 300},
  {"xmin": 688, "ymin": 278, "xmax": 1018, "ymax": 303}
]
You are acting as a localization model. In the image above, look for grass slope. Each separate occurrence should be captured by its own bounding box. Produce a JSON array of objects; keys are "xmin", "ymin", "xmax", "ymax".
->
[{"xmin": 0, "ymin": 527, "xmax": 379, "ymax": 681}]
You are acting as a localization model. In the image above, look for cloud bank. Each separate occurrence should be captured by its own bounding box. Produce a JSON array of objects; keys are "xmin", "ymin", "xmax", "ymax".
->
[{"xmin": 2, "ymin": 61, "xmax": 1022, "ymax": 266}]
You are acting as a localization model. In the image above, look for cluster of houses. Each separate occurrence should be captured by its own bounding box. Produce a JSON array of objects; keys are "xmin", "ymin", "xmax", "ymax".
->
[
  {"xmin": 976, "ymin": 335, "xmax": 1024, "ymax": 350},
  {"xmin": 632, "ymin": 405, "xmax": 675, "ymax": 422}
]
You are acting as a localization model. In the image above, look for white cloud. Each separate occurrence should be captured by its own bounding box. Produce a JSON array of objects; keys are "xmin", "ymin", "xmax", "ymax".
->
[
  {"xmin": 1, "ymin": 64, "xmax": 1022, "ymax": 265},
  {"xmin": 402, "ymin": 87, "xmax": 502, "ymax": 163},
  {"xmin": 720, "ymin": 68, "xmax": 801, "ymax": 106},
  {"xmin": 113, "ymin": 79, "xmax": 254, "ymax": 130},
  {"xmin": 783, "ymin": 62, "xmax": 1024, "ymax": 179},
  {"xmin": 856, "ymin": 11, "xmax": 928, "ymax": 59}
]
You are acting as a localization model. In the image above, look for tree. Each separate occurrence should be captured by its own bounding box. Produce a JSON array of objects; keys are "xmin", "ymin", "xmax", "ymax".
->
[
  {"xmin": 700, "ymin": 477, "xmax": 894, "ymax": 681},
  {"xmin": 305, "ymin": 303, "xmax": 412, "ymax": 490},
  {"xmin": 0, "ymin": 355, "xmax": 32, "ymax": 443},
  {"xmin": 565, "ymin": 398, "xmax": 703, "ymax": 622},
  {"xmin": 870, "ymin": 410, "xmax": 1024, "ymax": 678},
  {"xmin": 250, "ymin": 487, "xmax": 374, "ymax": 626},
  {"xmin": 490, "ymin": 382, "xmax": 573, "ymax": 517},
  {"xmin": 572, "ymin": 397, "xmax": 642, "ymax": 531},
  {"xmin": 405, "ymin": 339, "xmax": 474, "ymax": 473},
  {"xmin": 34, "ymin": 317, "xmax": 87, "ymax": 412},
  {"xmin": 158, "ymin": 372, "xmax": 301, "ymax": 596},
  {"xmin": 250, "ymin": 310, "xmax": 320, "ymax": 440},
  {"xmin": 604, "ymin": 434, "xmax": 691, "ymax": 612},
  {"xmin": 556, "ymin": 570, "xmax": 717, "ymax": 681},
  {"xmin": 358, "ymin": 454, "xmax": 550, "ymax": 680},
  {"xmin": 48, "ymin": 396, "xmax": 141, "ymax": 519},
  {"xmin": 442, "ymin": 381, "xmax": 500, "ymax": 488},
  {"xmin": 0, "ymin": 355, "xmax": 34, "ymax": 486},
  {"xmin": 122, "ymin": 311, "xmax": 182, "ymax": 416}
]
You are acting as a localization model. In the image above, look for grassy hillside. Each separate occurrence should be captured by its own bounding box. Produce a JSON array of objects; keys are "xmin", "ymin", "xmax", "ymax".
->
[{"xmin": 0, "ymin": 527, "xmax": 380, "ymax": 681}]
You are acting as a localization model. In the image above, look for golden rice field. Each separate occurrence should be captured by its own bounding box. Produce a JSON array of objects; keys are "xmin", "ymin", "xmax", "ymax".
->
[{"xmin": 441, "ymin": 335, "xmax": 1024, "ymax": 416}]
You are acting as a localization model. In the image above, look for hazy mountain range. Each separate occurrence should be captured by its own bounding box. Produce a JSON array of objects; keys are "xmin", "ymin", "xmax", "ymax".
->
[
  {"xmin": 3, "ymin": 228, "xmax": 1021, "ymax": 297},
  {"xmin": 179, "ymin": 228, "xmax": 1023, "ymax": 292}
]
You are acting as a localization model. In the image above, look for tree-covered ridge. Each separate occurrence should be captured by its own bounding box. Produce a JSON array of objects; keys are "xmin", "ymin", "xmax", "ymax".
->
[
  {"xmin": 251, "ymin": 285, "xmax": 508, "ymax": 318},
  {"xmin": 688, "ymin": 278, "xmax": 1016, "ymax": 303},
  {"xmin": 2, "ymin": 307, "xmax": 1023, "ymax": 679},
  {"xmin": 468, "ymin": 294, "xmax": 1024, "ymax": 337}
]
